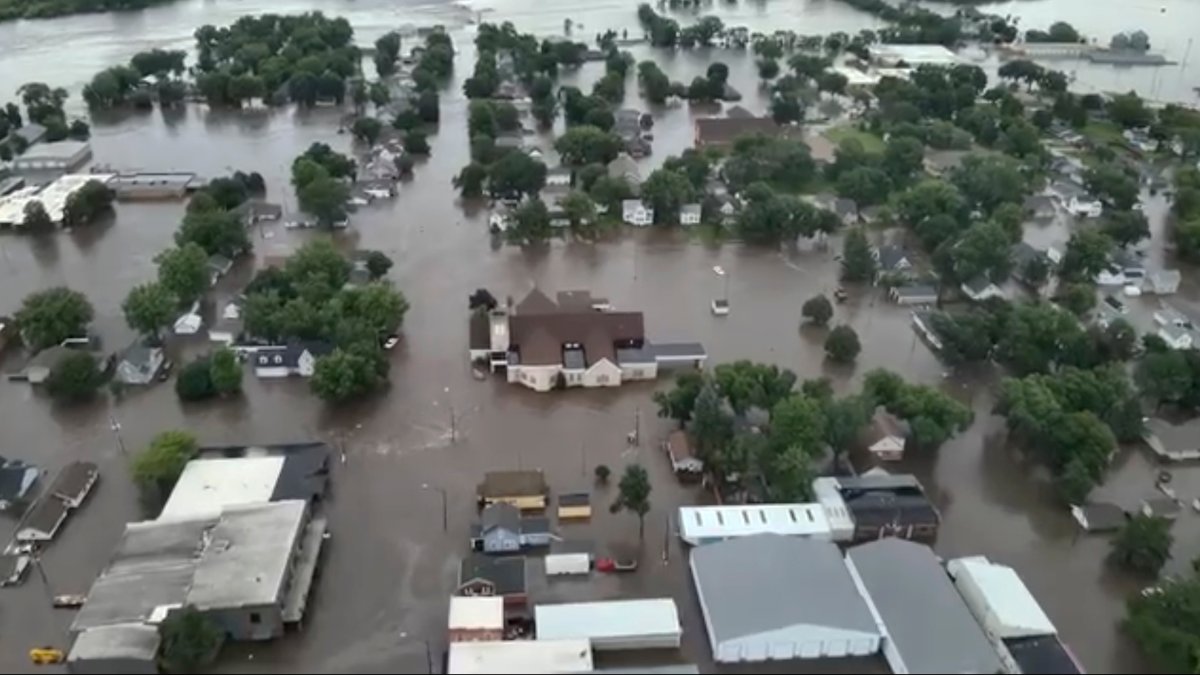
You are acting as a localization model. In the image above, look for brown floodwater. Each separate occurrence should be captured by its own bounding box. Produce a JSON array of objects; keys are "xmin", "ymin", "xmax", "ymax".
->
[{"xmin": 2, "ymin": 1, "xmax": 1200, "ymax": 673}]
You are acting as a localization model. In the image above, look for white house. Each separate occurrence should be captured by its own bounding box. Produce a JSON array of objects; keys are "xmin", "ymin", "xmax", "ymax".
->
[
  {"xmin": 679, "ymin": 203, "xmax": 702, "ymax": 226},
  {"xmin": 961, "ymin": 276, "xmax": 1006, "ymax": 301},
  {"xmin": 691, "ymin": 535, "xmax": 882, "ymax": 662},
  {"xmin": 865, "ymin": 408, "xmax": 907, "ymax": 461},
  {"xmin": 545, "ymin": 167, "xmax": 572, "ymax": 188},
  {"xmin": 254, "ymin": 342, "xmax": 333, "ymax": 378},
  {"xmin": 115, "ymin": 343, "xmax": 165, "ymax": 385},
  {"xmin": 622, "ymin": 199, "xmax": 654, "ymax": 226},
  {"xmin": 489, "ymin": 208, "xmax": 511, "ymax": 232}
]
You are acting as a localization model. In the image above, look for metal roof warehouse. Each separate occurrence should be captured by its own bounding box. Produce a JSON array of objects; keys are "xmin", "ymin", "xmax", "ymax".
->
[
  {"xmin": 448, "ymin": 639, "xmax": 593, "ymax": 674},
  {"xmin": 535, "ymin": 598, "xmax": 682, "ymax": 650},
  {"xmin": 678, "ymin": 504, "xmax": 831, "ymax": 546}
]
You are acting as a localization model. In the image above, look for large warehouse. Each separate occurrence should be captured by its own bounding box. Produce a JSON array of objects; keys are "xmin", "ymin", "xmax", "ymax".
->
[
  {"xmin": 690, "ymin": 534, "xmax": 881, "ymax": 662},
  {"xmin": 535, "ymin": 599, "xmax": 681, "ymax": 650},
  {"xmin": 677, "ymin": 504, "xmax": 831, "ymax": 545}
]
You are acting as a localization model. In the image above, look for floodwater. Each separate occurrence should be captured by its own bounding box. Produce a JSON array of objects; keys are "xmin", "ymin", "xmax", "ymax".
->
[{"xmin": 0, "ymin": 1, "xmax": 1198, "ymax": 673}]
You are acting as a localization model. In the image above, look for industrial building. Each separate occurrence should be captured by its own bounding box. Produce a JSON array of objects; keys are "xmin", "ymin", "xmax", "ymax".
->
[
  {"xmin": 677, "ymin": 504, "xmax": 832, "ymax": 546},
  {"xmin": 0, "ymin": 173, "xmax": 113, "ymax": 226},
  {"xmin": 158, "ymin": 444, "xmax": 330, "ymax": 521},
  {"xmin": 535, "ymin": 599, "xmax": 682, "ymax": 650},
  {"xmin": 448, "ymin": 639, "xmax": 594, "ymax": 674},
  {"xmin": 70, "ymin": 500, "xmax": 325, "ymax": 642},
  {"xmin": 109, "ymin": 172, "xmax": 200, "ymax": 200},
  {"xmin": 846, "ymin": 539, "xmax": 1001, "ymax": 674},
  {"xmin": 691, "ymin": 535, "xmax": 881, "ymax": 662},
  {"xmin": 448, "ymin": 596, "xmax": 504, "ymax": 642},
  {"xmin": 12, "ymin": 140, "xmax": 92, "ymax": 172},
  {"xmin": 868, "ymin": 44, "xmax": 961, "ymax": 67},
  {"xmin": 67, "ymin": 623, "xmax": 160, "ymax": 674},
  {"xmin": 947, "ymin": 556, "xmax": 1084, "ymax": 674}
]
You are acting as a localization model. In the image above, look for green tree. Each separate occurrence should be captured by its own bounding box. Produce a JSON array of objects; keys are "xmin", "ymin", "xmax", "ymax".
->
[
  {"xmin": 841, "ymin": 227, "xmax": 876, "ymax": 282},
  {"xmin": 122, "ymin": 282, "xmax": 176, "ymax": 338},
  {"xmin": 176, "ymin": 357, "xmax": 216, "ymax": 401},
  {"xmin": 611, "ymin": 463, "xmax": 652, "ymax": 538},
  {"xmin": 637, "ymin": 61, "xmax": 671, "ymax": 104},
  {"xmin": 554, "ymin": 125, "xmax": 622, "ymax": 165},
  {"xmin": 691, "ymin": 383, "xmax": 734, "ymax": 461},
  {"xmin": 132, "ymin": 430, "xmax": 198, "ymax": 492},
  {"xmin": 1059, "ymin": 282, "xmax": 1097, "ymax": 317},
  {"xmin": 882, "ymin": 135, "xmax": 924, "ymax": 185},
  {"xmin": 589, "ymin": 175, "xmax": 634, "ymax": 215},
  {"xmin": 488, "ymin": 152, "xmax": 547, "ymax": 199},
  {"xmin": 45, "ymin": 351, "xmax": 102, "ymax": 402},
  {"xmin": 351, "ymin": 117, "xmax": 383, "ymax": 145},
  {"xmin": 61, "ymin": 179, "xmax": 115, "ymax": 227},
  {"xmin": 952, "ymin": 221, "xmax": 1013, "ymax": 283},
  {"xmin": 640, "ymin": 169, "xmax": 695, "ymax": 225},
  {"xmin": 1085, "ymin": 162, "xmax": 1140, "ymax": 211},
  {"xmin": 297, "ymin": 175, "xmax": 350, "ymax": 226},
  {"xmin": 176, "ymin": 208, "xmax": 249, "ymax": 258},
  {"xmin": 311, "ymin": 349, "xmax": 381, "ymax": 402},
  {"xmin": 950, "ymin": 154, "xmax": 1027, "ymax": 214},
  {"xmin": 1059, "ymin": 229, "xmax": 1115, "ymax": 282},
  {"xmin": 996, "ymin": 301, "xmax": 1083, "ymax": 375},
  {"xmin": 365, "ymin": 251, "xmax": 393, "ymax": 279},
  {"xmin": 1107, "ymin": 91, "xmax": 1153, "ymax": 129},
  {"xmin": 825, "ymin": 325, "xmax": 861, "ymax": 363},
  {"xmin": 454, "ymin": 162, "xmax": 489, "ymax": 199},
  {"xmin": 801, "ymin": 294, "xmax": 833, "ymax": 326},
  {"xmin": 1103, "ymin": 210, "xmax": 1150, "ymax": 247},
  {"xmin": 1111, "ymin": 515, "xmax": 1173, "ymax": 576},
  {"xmin": 560, "ymin": 191, "xmax": 598, "ymax": 236},
  {"xmin": 156, "ymin": 243, "xmax": 210, "ymax": 305},
  {"xmin": 16, "ymin": 287, "xmax": 94, "ymax": 350},
  {"xmin": 209, "ymin": 347, "xmax": 242, "ymax": 395},
  {"xmin": 1125, "ymin": 576, "xmax": 1200, "ymax": 673},
  {"xmin": 22, "ymin": 200, "xmax": 54, "ymax": 231},
  {"xmin": 824, "ymin": 395, "xmax": 870, "ymax": 460},
  {"xmin": 836, "ymin": 167, "xmax": 892, "ymax": 207},
  {"xmin": 1135, "ymin": 350, "xmax": 1192, "ymax": 408},
  {"xmin": 403, "ymin": 130, "xmax": 430, "ymax": 155},
  {"xmin": 653, "ymin": 371, "xmax": 706, "ymax": 425},
  {"xmin": 374, "ymin": 31, "xmax": 402, "ymax": 77},
  {"xmin": 159, "ymin": 605, "xmax": 224, "ymax": 674},
  {"xmin": 757, "ymin": 58, "xmax": 780, "ymax": 80},
  {"xmin": 506, "ymin": 198, "xmax": 553, "ymax": 246}
]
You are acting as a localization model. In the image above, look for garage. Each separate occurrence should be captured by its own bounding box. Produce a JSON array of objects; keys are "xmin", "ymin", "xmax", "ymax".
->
[{"xmin": 689, "ymin": 534, "xmax": 881, "ymax": 663}]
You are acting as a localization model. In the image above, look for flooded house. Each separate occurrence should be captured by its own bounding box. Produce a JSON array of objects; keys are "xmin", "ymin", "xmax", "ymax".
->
[{"xmin": 812, "ymin": 473, "xmax": 941, "ymax": 543}]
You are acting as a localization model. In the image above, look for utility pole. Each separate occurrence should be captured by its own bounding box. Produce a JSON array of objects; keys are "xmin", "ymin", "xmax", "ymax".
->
[
  {"xmin": 449, "ymin": 403, "xmax": 457, "ymax": 444},
  {"xmin": 108, "ymin": 414, "xmax": 127, "ymax": 456},
  {"xmin": 633, "ymin": 406, "xmax": 641, "ymax": 447}
]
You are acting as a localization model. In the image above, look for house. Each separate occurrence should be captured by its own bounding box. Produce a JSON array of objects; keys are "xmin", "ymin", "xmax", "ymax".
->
[
  {"xmin": 679, "ymin": 203, "xmax": 701, "ymax": 226},
  {"xmin": 947, "ymin": 556, "xmax": 1084, "ymax": 675},
  {"xmin": 1097, "ymin": 249, "xmax": 1146, "ymax": 285},
  {"xmin": 1141, "ymin": 497, "xmax": 1183, "ymax": 520},
  {"xmin": 678, "ymin": 504, "xmax": 831, "ymax": 546},
  {"xmin": 715, "ymin": 196, "xmax": 739, "ymax": 226},
  {"xmin": 0, "ymin": 458, "xmax": 39, "ymax": 511},
  {"xmin": 911, "ymin": 310, "xmax": 943, "ymax": 350},
  {"xmin": 923, "ymin": 149, "xmax": 970, "ymax": 177},
  {"xmin": 1153, "ymin": 304, "xmax": 1195, "ymax": 349},
  {"xmin": 174, "ymin": 302, "xmax": 203, "ymax": 336},
  {"xmin": 1143, "ymin": 417, "xmax": 1200, "ymax": 461},
  {"xmin": 864, "ymin": 408, "xmax": 907, "ymax": 461},
  {"xmin": 545, "ymin": 549, "xmax": 591, "ymax": 576},
  {"xmin": 541, "ymin": 189, "xmax": 575, "ymax": 228},
  {"xmin": 1024, "ymin": 194, "xmax": 1057, "ymax": 220},
  {"xmin": 1070, "ymin": 502, "xmax": 1128, "ymax": 533},
  {"xmin": 115, "ymin": 342, "xmax": 165, "ymax": 386},
  {"xmin": 448, "ymin": 640, "xmax": 593, "ymax": 675},
  {"xmin": 665, "ymin": 429, "xmax": 703, "ymax": 476},
  {"xmin": 812, "ymin": 474, "xmax": 941, "ymax": 543},
  {"xmin": 1010, "ymin": 242, "xmax": 1050, "ymax": 286},
  {"xmin": 1145, "ymin": 269, "xmax": 1181, "ymax": 295},
  {"xmin": 833, "ymin": 198, "xmax": 858, "ymax": 226},
  {"xmin": 254, "ymin": 342, "xmax": 333, "ymax": 378},
  {"xmin": 622, "ymin": 199, "xmax": 654, "ymax": 226},
  {"xmin": 690, "ymin": 535, "xmax": 881, "ymax": 662},
  {"xmin": 535, "ymin": 599, "xmax": 682, "ymax": 650},
  {"xmin": 12, "ymin": 345, "xmax": 73, "ymax": 384},
  {"xmin": 545, "ymin": 167, "xmax": 572, "ymax": 188},
  {"xmin": 846, "ymin": 539, "xmax": 1003, "ymax": 675},
  {"xmin": 70, "ymin": 500, "xmax": 325, "ymax": 641},
  {"xmin": 457, "ymin": 554, "xmax": 528, "ymax": 607},
  {"xmin": 470, "ymin": 502, "xmax": 553, "ymax": 553},
  {"xmin": 875, "ymin": 244, "xmax": 914, "ymax": 281},
  {"xmin": 694, "ymin": 116, "xmax": 781, "ymax": 149},
  {"xmin": 11, "ymin": 122, "xmax": 47, "ymax": 147},
  {"xmin": 67, "ymin": 623, "xmax": 161, "ymax": 675},
  {"xmin": 1123, "ymin": 129, "xmax": 1159, "ymax": 154},
  {"xmin": 961, "ymin": 275, "xmax": 1006, "ymax": 301},
  {"xmin": 207, "ymin": 255, "xmax": 233, "ymax": 285},
  {"xmin": 477, "ymin": 470, "xmax": 547, "ymax": 510},
  {"xmin": 448, "ymin": 596, "xmax": 504, "ymax": 643},
  {"xmin": 49, "ymin": 460, "xmax": 99, "ymax": 508},
  {"xmin": 1051, "ymin": 180, "xmax": 1103, "ymax": 218},
  {"xmin": 481, "ymin": 288, "xmax": 705, "ymax": 391},
  {"xmin": 889, "ymin": 285, "xmax": 938, "ymax": 306},
  {"xmin": 607, "ymin": 153, "xmax": 641, "ymax": 186},
  {"xmin": 556, "ymin": 493, "xmax": 591, "ymax": 520},
  {"xmin": 209, "ymin": 301, "xmax": 243, "ymax": 345}
]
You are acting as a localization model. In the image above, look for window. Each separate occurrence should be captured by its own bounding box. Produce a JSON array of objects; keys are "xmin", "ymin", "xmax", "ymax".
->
[
  {"xmin": 274, "ymin": 355, "xmax": 283, "ymax": 364},
  {"xmin": 250, "ymin": 612, "xmax": 262, "ymax": 624},
  {"xmin": 597, "ymin": 375, "xmax": 609, "ymax": 384}
]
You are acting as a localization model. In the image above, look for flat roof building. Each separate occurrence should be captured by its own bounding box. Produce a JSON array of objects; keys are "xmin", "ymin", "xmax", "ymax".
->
[
  {"xmin": 0, "ymin": 173, "xmax": 113, "ymax": 226},
  {"xmin": 12, "ymin": 140, "xmax": 92, "ymax": 173},
  {"xmin": 846, "ymin": 539, "xmax": 1001, "ymax": 675},
  {"xmin": 110, "ymin": 172, "xmax": 198, "ymax": 200},
  {"xmin": 536, "ymin": 599, "xmax": 682, "ymax": 650},
  {"xmin": 67, "ymin": 623, "xmax": 160, "ymax": 674},
  {"xmin": 691, "ymin": 534, "xmax": 881, "ymax": 663},
  {"xmin": 159, "ymin": 445, "xmax": 330, "ymax": 521},
  {"xmin": 868, "ymin": 44, "xmax": 961, "ymax": 67},
  {"xmin": 448, "ymin": 596, "xmax": 504, "ymax": 642},
  {"xmin": 448, "ymin": 639, "xmax": 594, "ymax": 674},
  {"xmin": 678, "ymin": 504, "xmax": 831, "ymax": 546}
]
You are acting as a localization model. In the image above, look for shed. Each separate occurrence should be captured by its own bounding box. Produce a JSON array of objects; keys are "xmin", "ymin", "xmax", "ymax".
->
[
  {"xmin": 946, "ymin": 556, "xmax": 1056, "ymax": 640},
  {"xmin": 1070, "ymin": 502, "xmax": 1127, "ymax": 533},
  {"xmin": 846, "ymin": 539, "xmax": 1002, "ymax": 675},
  {"xmin": 448, "ymin": 639, "xmax": 593, "ymax": 674},
  {"xmin": 535, "ymin": 599, "xmax": 682, "ymax": 650},
  {"xmin": 67, "ymin": 623, "xmax": 160, "ymax": 674},
  {"xmin": 477, "ymin": 470, "xmax": 547, "ymax": 510},
  {"xmin": 690, "ymin": 535, "xmax": 881, "ymax": 662},
  {"xmin": 864, "ymin": 408, "xmax": 907, "ymax": 461},
  {"xmin": 545, "ymin": 552, "xmax": 591, "ymax": 576},
  {"xmin": 557, "ymin": 492, "xmax": 591, "ymax": 520},
  {"xmin": 448, "ymin": 596, "xmax": 504, "ymax": 642},
  {"xmin": 665, "ymin": 430, "xmax": 703, "ymax": 475},
  {"xmin": 678, "ymin": 504, "xmax": 831, "ymax": 546},
  {"xmin": 889, "ymin": 285, "xmax": 937, "ymax": 306}
]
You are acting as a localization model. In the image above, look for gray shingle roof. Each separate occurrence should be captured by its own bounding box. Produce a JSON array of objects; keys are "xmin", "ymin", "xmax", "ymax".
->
[
  {"xmin": 847, "ymin": 539, "xmax": 1001, "ymax": 674},
  {"xmin": 691, "ymin": 535, "xmax": 878, "ymax": 644}
]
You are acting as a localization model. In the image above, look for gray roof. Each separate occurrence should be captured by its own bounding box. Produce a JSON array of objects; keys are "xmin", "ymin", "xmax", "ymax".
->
[
  {"xmin": 68, "ymin": 623, "xmax": 161, "ymax": 664},
  {"xmin": 848, "ymin": 539, "xmax": 1002, "ymax": 674},
  {"xmin": 691, "ymin": 535, "xmax": 878, "ymax": 643},
  {"xmin": 649, "ymin": 342, "xmax": 707, "ymax": 359},
  {"xmin": 833, "ymin": 198, "xmax": 858, "ymax": 218},
  {"xmin": 481, "ymin": 502, "xmax": 520, "ymax": 534},
  {"xmin": 963, "ymin": 275, "xmax": 997, "ymax": 295},
  {"xmin": 680, "ymin": 203, "xmax": 701, "ymax": 218},
  {"xmin": 1145, "ymin": 417, "xmax": 1200, "ymax": 455},
  {"xmin": 1010, "ymin": 242, "xmax": 1044, "ymax": 268},
  {"xmin": 188, "ymin": 500, "xmax": 307, "ymax": 610},
  {"xmin": 893, "ymin": 284, "xmax": 937, "ymax": 299},
  {"xmin": 877, "ymin": 244, "xmax": 911, "ymax": 271},
  {"xmin": 11, "ymin": 122, "xmax": 46, "ymax": 145}
]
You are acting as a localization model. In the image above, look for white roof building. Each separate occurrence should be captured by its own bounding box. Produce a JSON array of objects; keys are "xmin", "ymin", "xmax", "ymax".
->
[
  {"xmin": 0, "ymin": 173, "xmax": 113, "ymax": 226},
  {"xmin": 868, "ymin": 44, "xmax": 961, "ymax": 67},
  {"xmin": 535, "ymin": 599, "xmax": 682, "ymax": 650},
  {"xmin": 158, "ymin": 457, "xmax": 286, "ymax": 521},
  {"xmin": 946, "ymin": 556, "xmax": 1056, "ymax": 640},
  {"xmin": 448, "ymin": 639, "xmax": 593, "ymax": 674},
  {"xmin": 678, "ymin": 504, "xmax": 831, "ymax": 546},
  {"xmin": 448, "ymin": 596, "xmax": 504, "ymax": 633}
]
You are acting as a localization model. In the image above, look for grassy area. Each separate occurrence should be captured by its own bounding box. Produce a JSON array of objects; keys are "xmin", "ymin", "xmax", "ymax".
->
[
  {"xmin": 1081, "ymin": 121, "xmax": 1125, "ymax": 146},
  {"xmin": 823, "ymin": 125, "xmax": 886, "ymax": 154}
]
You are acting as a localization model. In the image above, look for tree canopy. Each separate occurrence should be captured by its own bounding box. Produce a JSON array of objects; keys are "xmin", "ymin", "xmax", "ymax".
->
[
  {"xmin": 15, "ymin": 287, "xmax": 93, "ymax": 350},
  {"xmin": 132, "ymin": 430, "xmax": 198, "ymax": 493},
  {"xmin": 1111, "ymin": 515, "xmax": 1173, "ymax": 576},
  {"xmin": 612, "ymin": 463, "xmax": 652, "ymax": 538},
  {"xmin": 46, "ymin": 351, "xmax": 103, "ymax": 402}
]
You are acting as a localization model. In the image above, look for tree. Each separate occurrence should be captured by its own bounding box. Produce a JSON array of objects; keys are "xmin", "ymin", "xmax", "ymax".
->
[
  {"xmin": 560, "ymin": 191, "xmax": 597, "ymax": 235},
  {"xmin": 789, "ymin": 53, "xmax": 831, "ymax": 81},
  {"xmin": 351, "ymin": 117, "xmax": 383, "ymax": 145},
  {"xmin": 555, "ymin": 125, "xmax": 622, "ymax": 165},
  {"xmin": 654, "ymin": 371, "xmax": 706, "ymax": 425},
  {"xmin": 22, "ymin": 200, "xmax": 53, "ymax": 231},
  {"xmin": 45, "ymin": 351, "xmax": 102, "ymax": 402},
  {"xmin": 770, "ymin": 94, "xmax": 804, "ymax": 125},
  {"xmin": 641, "ymin": 169, "xmax": 695, "ymax": 225},
  {"xmin": 374, "ymin": 31, "xmax": 402, "ymax": 77},
  {"xmin": 1126, "ymin": 576, "xmax": 1200, "ymax": 673},
  {"xmin": 896, "ymin": 180, "xmax": 967, "ymax": 248},
  {"xmin": 1059, "ymin": 230, "xmax": 1115, "ymax": 282},
  {"xmin": 176, "ymin": 208, "xmax": 249, "ymax": 258},
  {"xmin": 176, "ymin": 357, "xmax": 216, "ymax": 401},
  {"xmin": 589, "ymin": 176, "xmax": 634, "ymax": 215},
  {"xmin": 311, "ymin": 349, "xmax": 381, "ymax": 402},
  {"xmin": 1102, "ymin": 210, "xmax": 1150, "ymax": 248},
  {"xmin": 365, "ymin": 251, "xmax": 393, "ymax": 279},
  {"xmin": 882, "ymin": 135, "xmax": 924, "ymax": 185},
  {"xmin": 131, "ymin": 430, "xmax": 198, "ymax": 492},
  {"xmin": 403, "ymin": 130, "xmax": 430, "ymax": 156},
  {"xmin": 691, "ymin": 383, "xmax": 734, "ymax": 461},
  {"xmin": 836, "ymin": 167, "xmax": 892, "ymax": 207},
  {"xmin": 297, "ymin": 176, "xmax": 350, "ymax": 226},
  {"xmin": 611, "ymin": 464, "xmax": 651, "ymax": 538},
  {"xmin": 638, "ymin": 61, "xmax": 671, "ymax": 104},
  {"xmin": 1059, "ymin": 282, "xmax": 1098, "ymax": 317},
  {"xmin": 951, "ymin": 154, "xmax": 1027, "ymax": 214},
  {"xmin": 1135, "ymin": 350, "xmax": 1192, "ymax": 408},
  {"xmin": 488, "ymin": 152, "xmax": 547, "ymax": 199},
  {"xmin": 61, "ymin": 179, "xmax": 115, "ymax": 227},
  {"xmin": 209, "ymin": 347, "xmax": 242, "ymax": 395},
  {"xmin": 715, "ymin": 361, "xmax": 798, "ymax": 415},
  {"xmin": 454, "ymin": 162, "xmax": 488, "ymax": 199},
  {"xmin": 824, "ymin": 395, "xmax": 870, "ymax": 460},
  {"xmin": 801, "ymin": 294, "xmax": 833, "ymax": 326},
  {"xmin": 16, "ymin": 287, "xmax": 93, "ymax": 350},
  {"xmin": 156, "ymin": 244, "xmax": 210, "ymax": 305},
  {"xmin": 841, "ymin": 228, "xmax": 876, "ymax": 282},
  {"xmin": 757, "ymin": 58, "xmax": 780, "ymax": 80},
  {"xmin": 1111, "ymin": 515, "xmax": 1173, "ymax": 576},
  {"xmin": 996, "ymin": 301, "xmax": 1084, "ymax": 374},
  {"xmin": 825, "ymin": 325, "xmax": 861, "ymax": 363},
  {"xmin": 122, "ymin": 283, "xmax": 176, "ymax": 338},
  {"xmin": 506, "ymin": 199, "xmax": 553, "ymax": 246},
  {"xmin": 1107, "ymin": 91, "xmax": 1153, "ymax": 129},
  {"xmin": 952, "ymin": 221, "xmax": 1013, "ymax": 283},
  {"xmin": 159, "ymin": 606, "xmax": 223, "ymax": 674}
]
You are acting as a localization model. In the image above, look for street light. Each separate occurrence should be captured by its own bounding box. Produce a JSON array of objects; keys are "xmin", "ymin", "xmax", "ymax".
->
[{"xmin": 422, "ymin": 483, "xmax": 448, "ymax": 532}]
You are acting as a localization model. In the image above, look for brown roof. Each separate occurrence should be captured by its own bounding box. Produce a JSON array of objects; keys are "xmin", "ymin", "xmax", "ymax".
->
[
  {"xmin": 667, "ymin": 430, "xmax": 694, "ymax": 462},
  {"xmin": 695, "ymin": 117, "xmax": 781, "ymax": 147},
  {"xmin": 511, "ymin": 312, "xmax": 643, "ymax": 365},
  {"xmin": 555, "ymin": 290, "xmax": 606, "ymax": 311},
  {"xmin": 469, "ymin": 311, "xmax": 490, "ymax": 351},
  {"xmin": 515, "ymin": 288, "xmax": 559, "ymax": 315},
  {"xmin": 49, "ymin": 461, "xmax": 98, "ymax": 504},
  {"xmin": 478, "ymin": 471, "xmax": 547, "ymax": 499}
]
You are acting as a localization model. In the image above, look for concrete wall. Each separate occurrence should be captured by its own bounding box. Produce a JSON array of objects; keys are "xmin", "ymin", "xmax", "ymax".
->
[
  {"xmin": 619, "ymin": 361, "xmax": 658, "ymax": 381},
  {"xmin": 205, "ymin": 603, "xmax": 283, "ymax": 641},
  {"xmin": 68, "ymin": 656, "xmax": 157, "ymax": 674}
]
